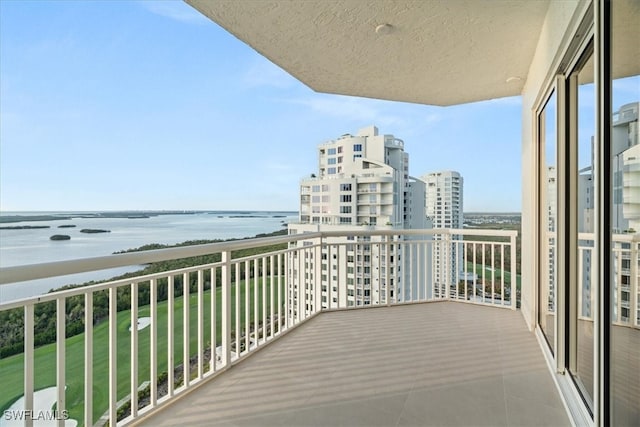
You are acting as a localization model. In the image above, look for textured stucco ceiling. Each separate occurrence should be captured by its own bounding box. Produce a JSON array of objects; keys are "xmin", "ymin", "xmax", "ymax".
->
[{"xmin": 187, "ymin": 0, "xmax": 551, "ymax": 106}]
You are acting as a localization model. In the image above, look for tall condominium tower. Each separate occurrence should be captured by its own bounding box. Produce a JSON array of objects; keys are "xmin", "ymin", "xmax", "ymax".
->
[
  {"xmin": 578, "ymin": 102, "xmax": 638, "ymax": 321},
  {"xmin": 421, "ymin": 171, "xmax": 464, "ymax": 297},
  {"xmin": 288, "ymin": 126, "xmax": 427, "ymax": 316}
]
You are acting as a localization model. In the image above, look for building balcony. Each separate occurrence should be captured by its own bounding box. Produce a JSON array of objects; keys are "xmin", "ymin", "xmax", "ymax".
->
[
  {"xmin": 0, "ymin": 228, "xmax": 620, "ymax": 427},
  {"xmin": 137, "ymin": 302, "xmax": 568, "ymax": 427}
]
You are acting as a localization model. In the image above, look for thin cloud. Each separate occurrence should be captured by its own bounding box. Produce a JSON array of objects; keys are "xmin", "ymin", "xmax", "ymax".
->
[
  {"xmin": 285, "ymin": 95, "xmax": 406, "ymax": 127},
  {"xmin": 243, "ymin": 60, "xmax": 297, "ymax": 89},
  {"xmin": 139, "ymin": 1, "xmax": 207, "ymax": 24}
]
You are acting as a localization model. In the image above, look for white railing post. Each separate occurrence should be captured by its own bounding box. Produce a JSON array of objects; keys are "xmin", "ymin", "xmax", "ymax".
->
[
  {"xmin": 211, "ymin": 268, "xmax": 217, "ymax": 372},
  {"xmin": 84, "ymin": 293, "xmax": 93, "ymax": 427},
  {"xmin": 631, "ymin": 239, "xmax": 638, "ymax": 327},
  {"xmin": 108, "ymin": 287, "xmax": 117, "ymax": 426},
  {"xmin": 182, "ymin": 272, "xmax": 190, "ymax": 387},
  {"xmin": 316, "ymin": 236, "xmax": 323, "ymax": 313},
  {"xmin": 510, "ymin": 232, "xmax": 517, "ymax": 310},
  {"xmin": 24, "ymin": 304, "xmax": 34, "ymax": 427},
  {"xmin": 445, "ymin": 232, "xmax": 451, "ymax": 300},
  {"xmin": 130, "ymin": 283, "xmax": 139, "ymax": 418},
  {"xmin": 150, "ymin": 278, "xmax": 158, "ymax": 406},
  {"xmin": 385, "ymin": 235, "xmax": 391, "ymax": 306},
  {"xmin": 221, "ymin": 250, "xmax": 231, "ymax": 367},
  {"xmin": 167, "ymin": 275, "xmax": 175, "ymax": 397},
  {"xmin": 197, "ymin": 270, "xmax": 204, "ymax": 379},
  {"xmin": 56, "ymin": 297, "xmax": 66, "ymax": 427}
]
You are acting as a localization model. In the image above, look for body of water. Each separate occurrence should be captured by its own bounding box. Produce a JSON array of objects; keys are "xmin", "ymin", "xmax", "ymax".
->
[{"xmin": 0, "ymin": 211, "xmax": 297, "ymax": 303}]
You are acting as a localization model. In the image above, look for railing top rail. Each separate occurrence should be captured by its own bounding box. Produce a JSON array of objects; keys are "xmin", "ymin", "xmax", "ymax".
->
[
  {"xmin": 317, "ymin": 228, "xmax": 518, "ymax": 239},
  {"xmin": 0, "ymin": 232, "xmax": 321, "ymax": 285},
  {"xmin": 0, "ymin": 227, "xmax": 519, "ymax": 287}
]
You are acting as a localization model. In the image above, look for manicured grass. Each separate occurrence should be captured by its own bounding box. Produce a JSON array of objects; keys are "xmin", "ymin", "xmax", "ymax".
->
[
  {"xmin": 464, "ymin": 262, "xmax": 522, "ymax": 289},
  {"xmin": 0, "ymin": 277, "xmax": 283, "ymax": 426}
]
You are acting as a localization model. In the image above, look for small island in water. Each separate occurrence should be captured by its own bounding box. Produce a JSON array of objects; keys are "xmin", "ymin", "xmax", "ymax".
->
[{"xmin": 50, "ymin": 234, "xmax": 71, "ymax": 241}]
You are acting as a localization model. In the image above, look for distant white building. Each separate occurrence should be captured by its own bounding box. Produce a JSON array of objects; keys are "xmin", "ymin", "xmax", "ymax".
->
[
  {"xmin": 421, "ymin": 171, "xmax": 464, "ymax": 297},
  {"xmin": 579, "ymin": 102, "xmax": 639, "ymax": 321},
  {"xmin": 288, "ymin": 126, "xmax": 428, "ymax": 316}
]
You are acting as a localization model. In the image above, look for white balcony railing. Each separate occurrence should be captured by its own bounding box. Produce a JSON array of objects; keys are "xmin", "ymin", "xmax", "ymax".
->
[
  {"xmin": 0, "ymin": 228, "xmax": 517, "ymax": 427},
  {"xmin": 549, "ymin": 232, "xmax": 640, "ymax": 328}
]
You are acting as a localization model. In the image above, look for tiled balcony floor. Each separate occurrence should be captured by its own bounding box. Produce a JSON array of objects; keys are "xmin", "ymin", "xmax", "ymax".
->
[{"xmin": 137, "ymin": 302, "xmax": 569, "ymax": 427}]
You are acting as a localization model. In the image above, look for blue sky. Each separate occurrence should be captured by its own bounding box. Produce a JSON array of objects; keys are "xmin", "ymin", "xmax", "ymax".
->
[{"xmin": 2, "ymin": 1, "xmax": 533, "ymax": 212}]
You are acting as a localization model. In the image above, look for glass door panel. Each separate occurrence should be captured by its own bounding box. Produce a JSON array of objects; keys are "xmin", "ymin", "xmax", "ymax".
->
[
  {"xmin": 569, "ymin": 49, "xmax": 595, "ymax": 411},
  {"xmin": 610, "ymin": 0, "xmax": 640, "ymax": 423}
]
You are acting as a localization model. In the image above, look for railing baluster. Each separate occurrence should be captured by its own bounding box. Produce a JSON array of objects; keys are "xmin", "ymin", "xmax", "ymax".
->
[
  {"xmin": 56, "ymin": 297, "xmax": 66, "ymax": 427},
  {"xmin": 336, "ymin": 244, "xmax": 341, "ymax": 309},
  {"xmin": 270, "ymin": 254, "xmax": 275, "ymax": 336},
  {"xmin": 254, "ymin": 259, "xmax": 258, "ymax": 342},
  {"xmin": 197, "ymin": 270, "xmax": 204, "ymax": 379},
  {"xmin": 150, "ymin": 278, "xmax": 158, "ymax": 406},
  {"xmin": 245, "ymin": 260, "xmax": 250, "ymax": 353},
  {"xmin": 182, "ymin": 272, "xmax": 190, "ymax": 387},
  {"xmin": 277, "ymin": 253, "xmax": 282, "ymax": 333},
  {"xmin": 501, "ymin": 244, "xmax": 505, "ymax": 306},
  {"xmin": 108, "ymin": 287, "xmax": 117, "ymax": 426},
  {"xmin": 167, "ymin": 275, "xmax": 175, "ymax": 397},
  {"xmin": 84, "ymin": 293, "xmax": 93, "ymax": 427},
  {"xmin": 130, "ymin": 282, "xmax": 139, "ymax": 418},
  {"xmin": 235, "ymin": 262, "xmax": 240, "ymax": 359},
  {"xmin": 262, "ymin": 256, "xmax": 267, "ymax": 338},
  {"xmin": 472, "ymin": 243, "xmax": 477, "ymax": 302},
  {"xmin": 221, "ymin": 250, "xmax": 231, "ymax": 367},
  {"xmin": 211, "ymin": 268, "xmax": 217, "ymax": 372},
  {"xmin": 632, "ymin": 241, "xmax": 639, "ymax": 327},
  {"xmin": 481, "ymin": 243, "xmax": 486, "ymax": 303},
  {"xmin": 491, "ymin": 244, "xmax": 495, "ymax": 305},
  {"xmin": 24, "ymin": 304, "xmax": 34, "ymax": 427},
  {"xmin": 510, "ymin": 233, "xmax": 517, "ymax": 309}
]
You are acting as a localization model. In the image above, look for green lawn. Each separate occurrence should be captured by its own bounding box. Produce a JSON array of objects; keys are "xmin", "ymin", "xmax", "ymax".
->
[
  {"xmin": 0, "ymin": 277, "xmax": 283, "ymax": 425},
  {"xmin": 463, "ymin": 262, "xmax": 522, "ymax": 289}
]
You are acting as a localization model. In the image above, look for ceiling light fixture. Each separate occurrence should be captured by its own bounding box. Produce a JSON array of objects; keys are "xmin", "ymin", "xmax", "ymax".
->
[
  {"xmin": 506, "ymin": 76, "xmax": 522, "ymax": 83},
  {"xmin": 375, "ymin": 23, "xmax": 393, "ymax": 35}
]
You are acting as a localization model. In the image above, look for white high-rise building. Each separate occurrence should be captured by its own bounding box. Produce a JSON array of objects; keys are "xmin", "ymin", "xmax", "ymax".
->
[
  {"xmin": 288, "ymin": 126, "xmax": 427, "ymax": 315},
  {"xmin": 579, "ymin": 102, "xmax": 638, "ymax": 321},
  {"xmin": 421, "ymin": 171, "xmax": 464, "ymax": 297}
]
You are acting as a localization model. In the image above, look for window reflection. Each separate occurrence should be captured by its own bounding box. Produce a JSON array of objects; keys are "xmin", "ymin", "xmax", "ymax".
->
[{"xmin": 611, "ymin": 0, "xmax": 640, "ymax": 423}]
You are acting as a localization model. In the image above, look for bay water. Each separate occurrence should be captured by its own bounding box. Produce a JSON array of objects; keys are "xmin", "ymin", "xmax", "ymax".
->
[{"xmin": 0, "ymin": 211, "xmax": 297, "ymax": 303}]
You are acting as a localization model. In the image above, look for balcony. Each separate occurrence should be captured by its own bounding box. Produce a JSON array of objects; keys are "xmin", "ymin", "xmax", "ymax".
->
[
  {"xmin": 138, "ymin": 302, "xmax": 568, "ymax": 427},
  {"xmin": 0, "ymin": 229, "xmax": 570, "ymax": 427}
]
